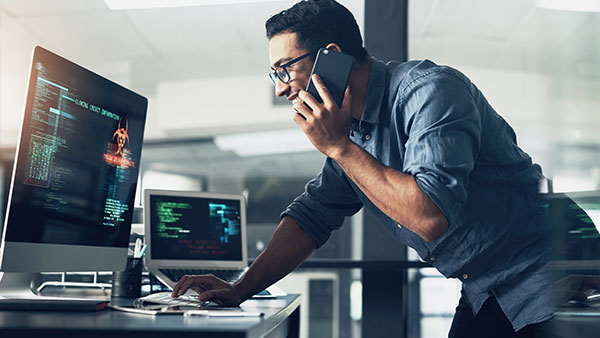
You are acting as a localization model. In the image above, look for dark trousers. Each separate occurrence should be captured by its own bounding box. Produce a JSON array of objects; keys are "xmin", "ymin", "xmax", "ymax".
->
[{"xmin": 448, "ymin": 292, "xmax": 551, "ymax": 338}]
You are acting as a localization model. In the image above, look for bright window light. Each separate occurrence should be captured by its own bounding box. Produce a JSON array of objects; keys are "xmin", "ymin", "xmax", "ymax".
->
[
  {"xmin": 350, "ymin": 280, "xmax": 362, "ymax": 321},
  {"xmin": 104, "ymin": 0, "xmax": 282, "ymax": 10},
  {"xmin": 587, "ymin": 210, "xmax": 600, "ymax": 234},
  {"xmin": 552, "ymin": 175, "xmax": 598, "ymax": 192},
  {"xmin": 214, "ymin": 129, "xmax": 315, "ymax": 157},
  {"xmin": 142, "ymin": 171, "xmax": 202, "ymax": 191},
  {"xmin": 535, "ymin": 0, "xmax": 600, "ymax": 12}
]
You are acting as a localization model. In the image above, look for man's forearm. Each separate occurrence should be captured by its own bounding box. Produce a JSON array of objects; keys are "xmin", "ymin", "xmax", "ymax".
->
[
  {"xmin": 331, "ymin": 141, "xmax": 448, "ymax": 241},
  {"xmin": 233, "ymin": 216, "xmax": 316, "ymax": 301}
]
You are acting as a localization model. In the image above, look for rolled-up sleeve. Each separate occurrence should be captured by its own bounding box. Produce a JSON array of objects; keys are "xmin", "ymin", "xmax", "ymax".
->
[
  {"xmin": 400, "ymin": 72, "xmax": 482, "ymax": 226},
  {"xmin": 281, "ymin": 157, "xmax": 364, "ymax": 248}
]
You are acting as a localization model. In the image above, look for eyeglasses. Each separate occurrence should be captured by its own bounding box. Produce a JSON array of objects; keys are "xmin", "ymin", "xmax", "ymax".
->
[{"xmin": 269, "ymin": 50, "xmax": 317, "ymax": 85}]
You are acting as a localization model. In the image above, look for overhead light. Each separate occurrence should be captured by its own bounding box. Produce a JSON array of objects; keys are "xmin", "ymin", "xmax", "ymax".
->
[
  {"xmin": 104, "ymin": 0, "xmax": 281, "ymax": 10},
  {"xmin": 214, "ymin": 129, "xmax": 315, "ymax": 157},
  {"xmin": 535, "ymin": 0, "xmax": 600, "ymax": 12}
]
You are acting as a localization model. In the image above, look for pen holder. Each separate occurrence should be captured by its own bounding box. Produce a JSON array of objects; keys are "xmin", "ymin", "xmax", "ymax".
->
[{"xmin": 112, "ymin": 257, "xmax": 142, "ymax": 298}]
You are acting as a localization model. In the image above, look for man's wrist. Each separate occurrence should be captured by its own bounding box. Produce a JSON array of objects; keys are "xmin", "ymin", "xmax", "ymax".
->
[
  {"xmin": 233, "ymin": 275, "xmax": 255, "ymax": 302},
  {"xmin": 328, "ymin": 139, "xmax": 354, "ymax": 161}
]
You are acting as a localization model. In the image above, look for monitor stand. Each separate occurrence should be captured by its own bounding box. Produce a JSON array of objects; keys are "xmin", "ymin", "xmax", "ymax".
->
[
  {"xmin": 36, "ymin": 271, "xmax": 112, "ymax": 294},
  {"xmin": 0, "ymin": 272, "xmax": 109, "ymax": 311}
]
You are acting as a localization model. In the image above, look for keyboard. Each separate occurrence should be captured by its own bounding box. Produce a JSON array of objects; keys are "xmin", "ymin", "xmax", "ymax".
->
[
  {"xmin": 159, "ymin": 268, "xmax": 245, "ymax": 284},
  {"xmin": 135, "ymin": 292, "xmax": 212, "ymax": 307}
]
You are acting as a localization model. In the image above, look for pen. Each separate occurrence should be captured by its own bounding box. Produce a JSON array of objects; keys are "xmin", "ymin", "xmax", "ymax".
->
[
  {"xmin": 138, "ymin": 244, "xmax": 147, "ymax": 258},
  {"xmin": 133, "ymin": 238, "xmax": 142, "ymax": 258}
]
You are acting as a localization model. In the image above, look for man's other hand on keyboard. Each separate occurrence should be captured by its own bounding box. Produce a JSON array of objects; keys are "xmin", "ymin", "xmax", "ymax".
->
[{"xmin": 172, "ymin": 274, "xmax": 242, "ymax": 307}]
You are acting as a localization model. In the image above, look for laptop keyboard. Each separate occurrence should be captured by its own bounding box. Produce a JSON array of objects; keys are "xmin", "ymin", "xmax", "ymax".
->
[{"xmin": 159, "ymin": 268, "xmax": 245, "ymax": 283}]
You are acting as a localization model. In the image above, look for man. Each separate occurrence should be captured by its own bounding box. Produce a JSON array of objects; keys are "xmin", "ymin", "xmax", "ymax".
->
[{"xmin": 173, "ymin": 1, "xmax": 556, "ymax": 336}]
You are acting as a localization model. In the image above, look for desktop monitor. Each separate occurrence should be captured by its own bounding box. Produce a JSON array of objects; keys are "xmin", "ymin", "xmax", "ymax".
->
[
  {"xmin": 543, "ymin": 190, "xmax": 600, "ymax": 265},
  {"xmin": 0, "ymin": 46, "xmax": 147, "ymax": 306}
]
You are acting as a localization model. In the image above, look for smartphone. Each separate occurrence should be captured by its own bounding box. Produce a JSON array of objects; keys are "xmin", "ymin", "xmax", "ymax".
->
[{"xmin": 306, "ymin": 48, "xmax": 355, "ymax": 107}]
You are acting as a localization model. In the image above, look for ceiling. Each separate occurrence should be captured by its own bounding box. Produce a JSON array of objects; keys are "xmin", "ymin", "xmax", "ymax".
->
[
  {"xmin": 0, "ymin": 0, "xmax": 600, "ymax": 95},
  {"xmin": 410, "ymin": 0, "xmax": 600, "ymax": 80},
  {"xmin": 2, "ymin": 0, "xmax": 598, "ymax": 96},
  {"xmin": 1, "ymin": 0, "xmax": 599, "ymax": 189},
  {"xmin": 0, "ymin": 0, "xmax": 302, "ymax": 96}
]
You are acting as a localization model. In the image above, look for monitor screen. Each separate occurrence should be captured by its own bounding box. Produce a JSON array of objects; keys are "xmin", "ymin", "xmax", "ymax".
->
[
  {"xmin": 149, "ymin": 194, "xmax": 243, "ymax": 261},
  {"xmin": 542, "ymin": 191, "xmax": 600, "ymax": 262},
  {"xmin": 2, "ymin": 47, "xmax": 146, "ymax": 249}
]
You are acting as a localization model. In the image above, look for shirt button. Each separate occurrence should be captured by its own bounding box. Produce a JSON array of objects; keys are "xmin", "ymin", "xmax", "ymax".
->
[
  {"xmin": 397, "ymin": 223, "xmax": 402, "ymax": 229},
  {"xmin": 429, "ymin": 256, "xmax": 435, "ymax": 262},
  {"xmin": 364, "ymin": 134, "xmax": 371, "ymax": 141},
  {"xmin": 462, "ymin": 274, "xmax": 469, "ymax": 280}
]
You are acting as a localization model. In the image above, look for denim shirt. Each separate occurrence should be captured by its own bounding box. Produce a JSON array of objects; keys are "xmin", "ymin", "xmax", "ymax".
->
[{"xmin": 281, "ymin": 58, "xmax": 554, "ymax": 330}]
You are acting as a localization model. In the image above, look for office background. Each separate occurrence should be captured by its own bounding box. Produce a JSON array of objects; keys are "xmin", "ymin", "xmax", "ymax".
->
[{"xmin": 0, "ymin": 0, "xmax": 599, "ymax": 337}]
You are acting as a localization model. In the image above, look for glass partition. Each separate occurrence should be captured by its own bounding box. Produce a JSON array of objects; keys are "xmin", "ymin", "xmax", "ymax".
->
[{"xmin": 408, "ymin": 1, "xmax": 600, "ymax": 336}]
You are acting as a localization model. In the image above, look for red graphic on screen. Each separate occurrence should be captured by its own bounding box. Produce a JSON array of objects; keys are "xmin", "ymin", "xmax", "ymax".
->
[
  {"xmin": 179, "ymin": 239, "xmax": 229, "ymax": 256},
  {"xmin": 103, "ymin": 118, "xmax": 135, "ymax": 169},
  {"xmin": 112, "ymin": 118, "xmax": 129, "ymax": 155}
]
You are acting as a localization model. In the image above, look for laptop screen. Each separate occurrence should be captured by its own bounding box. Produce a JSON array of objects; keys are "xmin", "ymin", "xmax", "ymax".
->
[{"xmin": 148, "ymin": 194, "xmax": 243, "ymax": 261}]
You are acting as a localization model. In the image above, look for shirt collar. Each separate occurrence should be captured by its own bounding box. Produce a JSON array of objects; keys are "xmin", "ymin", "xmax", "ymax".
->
[{"xmin": 360, "ymin": 58, "xmax": 387, "ymax": 125}]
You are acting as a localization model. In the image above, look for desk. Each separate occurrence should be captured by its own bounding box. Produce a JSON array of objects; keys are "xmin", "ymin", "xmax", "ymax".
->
[
  {"xmin": 0, "ymin": 294, "xmax": 300, "ymax": 338},
  {"xmin": 546, "ymin": 309, "xmax": 600, "ymax": 338}
]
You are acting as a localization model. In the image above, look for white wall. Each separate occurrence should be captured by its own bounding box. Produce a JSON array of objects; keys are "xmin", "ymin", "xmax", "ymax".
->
[{"xmin": 153, "ymin": 75, "xmax": 293, "ymax": 139}]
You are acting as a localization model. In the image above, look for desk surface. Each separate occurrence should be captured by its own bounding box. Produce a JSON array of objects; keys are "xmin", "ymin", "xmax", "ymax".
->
[
  {"xmin": 548, "ymin": 308, "xmax": 600, "ymax": 338},
  {"xmin": 0, "ymin": 294, "xmax": 300, "ymax": 338}
]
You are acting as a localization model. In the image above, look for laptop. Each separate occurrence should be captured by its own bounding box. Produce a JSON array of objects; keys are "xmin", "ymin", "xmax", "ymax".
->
[{"xmin": 143, "ymin": 189, "xmax": 248, "ymax": 290}]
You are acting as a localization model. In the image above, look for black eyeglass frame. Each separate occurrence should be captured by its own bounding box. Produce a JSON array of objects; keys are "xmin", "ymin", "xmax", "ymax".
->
[{"xmin": 269, "ymin": 50, "xmax": 318, "ymax": 85}]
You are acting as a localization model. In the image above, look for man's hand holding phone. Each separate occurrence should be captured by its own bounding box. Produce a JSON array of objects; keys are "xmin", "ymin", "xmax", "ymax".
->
[{"xmin": 292, "ymin": 74, "xmax": 353, "ymax": 160}]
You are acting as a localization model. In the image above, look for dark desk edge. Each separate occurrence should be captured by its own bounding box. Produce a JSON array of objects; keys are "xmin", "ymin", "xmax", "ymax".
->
[{"xmin": 248, "ymin": 259, "xmax": 433, "ymax": 269}]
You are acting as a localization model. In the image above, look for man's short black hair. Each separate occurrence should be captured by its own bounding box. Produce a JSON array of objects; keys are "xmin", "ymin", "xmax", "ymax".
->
[{"xmin": 265, "ymin": 0, "xmax": 369, "ymax": 63}]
